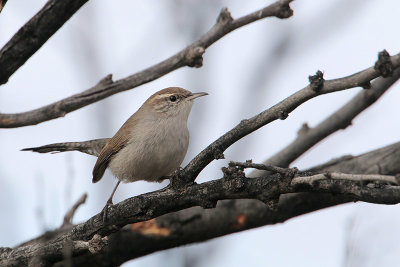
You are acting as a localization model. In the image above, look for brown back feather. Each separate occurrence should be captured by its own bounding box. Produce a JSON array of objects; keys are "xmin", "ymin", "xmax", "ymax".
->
[{"xmin": 92, "ymin": 115, "xmax": 136, "ymax": 183}]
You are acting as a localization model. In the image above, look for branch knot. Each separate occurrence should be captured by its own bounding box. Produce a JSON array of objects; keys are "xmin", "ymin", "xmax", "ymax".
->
[
  {"xmin": 309, "ymin": 70, "xmax": 324, "ymax": 92},
  {"xmin": 169, "ymin": 169, "xmax": 195, "ymax": 190},
  {"xmin": 278, "ymin": 110, "xmax": 289, "ymax": 120},
  {"xmin": 374, "ymin": 49, "xmax": 393, "ymax": 77},
  {"xmin": 213, "ymin": 148, "xmax": 225, "ymax": 160},
  {"xmin": 222, "ymin": 164, "xmax": 246, "ymax": 192},
  {"xmin": 185, "ymin": 46, "xmax": 205, "ymax": 68},
  {"xmin": 88, "ymin": 234, "xmax": 108, "ymax": 254},
  {"xmin": 276, "ymin": 3, "xmax": 294, "ymax": 19},
  {"xmin": 217, "ymin": 7, "xmax": 233, "ymax": 24},
  {"xmin": 297, "ymin": 123, "xmax": 310, "ymax": 136}
]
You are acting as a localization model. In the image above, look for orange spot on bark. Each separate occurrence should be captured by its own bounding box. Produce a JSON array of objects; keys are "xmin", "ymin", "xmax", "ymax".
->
[
  {"xmin": 130, "ymin": 219, "xmax": 171, "ymax": 236},
  {"xmin": 230, "ymin": 214, "xmax": 247, "ymax": 229}
]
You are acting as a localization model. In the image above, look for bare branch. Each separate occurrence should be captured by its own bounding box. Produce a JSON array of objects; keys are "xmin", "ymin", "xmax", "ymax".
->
[
  {"xmin": 0, "ymin": 0, "xmax": 89, "ymax": 85},
  {"xmin": 0, "ymin": 0, "xmax": 294, "ymax": 128},
  {"xmin": 0, "ymin": 0, "xmax": 8, "ymax": 14},
  {"xmin": 4, "ymin": 141, "xmax": 400, "ymax": 266},
  {"xmin": 22, "ymin": 51, "xmax": 400, "ymax": 187},
  {"xmin": 291, "ymin": 172, "xmax": 399, "ymax": 186},
  {"xmin": 48, "ymin": 141, "xmax": 400, "ymax": 266},
  {"xmin": 62, "ymin": 193, "xmax": 88, "ymax": 228},
  {"xmin": 229, "ymin": 160, "xmax": 291, "ymax": 175},
  {"xmin": 263, "ymin": 66, "xmax": 400, "ymax": 168},
  {"xmin": 180, "ymin": 52, "xmax": 400, "ymax": 183}
]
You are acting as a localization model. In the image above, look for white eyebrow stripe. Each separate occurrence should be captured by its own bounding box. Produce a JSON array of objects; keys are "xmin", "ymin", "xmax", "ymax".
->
[{"xmin": 155, "ymin": 93, "xmax": 174, "ymax": 99}]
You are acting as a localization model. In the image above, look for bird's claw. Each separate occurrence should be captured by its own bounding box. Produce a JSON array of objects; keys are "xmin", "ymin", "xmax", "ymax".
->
[{"xmin": 100, "ymin": 199, "xmax": 113, "ymax": 223}]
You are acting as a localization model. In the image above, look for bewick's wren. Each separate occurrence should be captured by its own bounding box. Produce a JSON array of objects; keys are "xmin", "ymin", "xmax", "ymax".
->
[{"xmin": 23, "ymin": 87, "xmax": 207, "ymax": 219}]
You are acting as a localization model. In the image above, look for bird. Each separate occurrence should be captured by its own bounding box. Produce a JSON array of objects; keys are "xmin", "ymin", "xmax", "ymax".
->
[{"xmin": 23, "ymin": 87, "xmax": 208, "ymax": 220}]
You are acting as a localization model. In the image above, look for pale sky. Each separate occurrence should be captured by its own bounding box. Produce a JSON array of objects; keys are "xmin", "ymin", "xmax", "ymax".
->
[{"xmin": 1, "ymin": 1, "xmax": 399, "ymax": 266}]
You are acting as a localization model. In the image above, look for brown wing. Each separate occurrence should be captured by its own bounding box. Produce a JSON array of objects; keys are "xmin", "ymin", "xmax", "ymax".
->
[{"xmin": 92, "ymin": 117, "xmax": 135, "ymax": 183}]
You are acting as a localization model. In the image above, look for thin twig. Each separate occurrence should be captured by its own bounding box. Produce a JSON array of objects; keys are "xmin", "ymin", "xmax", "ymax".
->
[
  {"xmin": 62, "ymin": 193, "xmax": 88, "ymax": 228},
  {"xmin": 291, "ymin": 173, "xmax": 399, "ymax": 186},
  {"xmin": 229, "ymin": 161, "xmax": 290, "ymax": 175},
  {"xmin": 0, "ymin": 0, "xmax": 294, "ymax": 128}
]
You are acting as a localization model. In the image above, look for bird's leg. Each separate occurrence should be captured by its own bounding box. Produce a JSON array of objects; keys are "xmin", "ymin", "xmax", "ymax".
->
[{"xmin": 100, "ymin": 180, "xmax": 121, "ymax": 223}]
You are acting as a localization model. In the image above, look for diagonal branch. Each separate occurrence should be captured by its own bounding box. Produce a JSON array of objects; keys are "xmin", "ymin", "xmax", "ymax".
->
[
  {"xmin": 0, "ymin": 0, "xmax": 294, "ymax": 128},
  {"xmin": 0, "ymin": 0, "xmax": 89, "ymax": 85},
  {"xmin": 180, "ymin": 51, "xmax": 400, "ymax": 183},
  {"xmin": 3, "ymin": 142, "xmax": 400, "ymax": 266},
  {"xmin": 22, "ymin": 50, "xmax": 400, "ymax": 186},
  {"xmin": 0, "ymin": 0, "xmax": 8, "ymax": 14},
  {"xmin": 263, "ymin": 66, "xmax": 400, "ymax": 169},
  {"xmin": 62, "ymin": 193, "xmax": 88, "ymax": 228},
  {"xmin": 49, "ymin": 141, "xmax": 400, "ymax": 266}
]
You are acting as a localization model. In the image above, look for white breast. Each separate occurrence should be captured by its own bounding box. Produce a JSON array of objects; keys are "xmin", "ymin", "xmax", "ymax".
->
[{"xmin": 108, "ymin": 113, "xmax": 190, "ymax": 183}]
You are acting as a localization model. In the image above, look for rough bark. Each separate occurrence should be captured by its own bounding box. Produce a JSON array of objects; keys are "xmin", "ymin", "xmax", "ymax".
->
[{"xmin": 3, "ymin": 141, "xmax": 399, "ymax": 266}]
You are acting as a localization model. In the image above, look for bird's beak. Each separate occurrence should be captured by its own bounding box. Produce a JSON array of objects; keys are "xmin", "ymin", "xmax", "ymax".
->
[{"xmin": 188, "ymin": 92, "xmax": 208, "ymax": 101}]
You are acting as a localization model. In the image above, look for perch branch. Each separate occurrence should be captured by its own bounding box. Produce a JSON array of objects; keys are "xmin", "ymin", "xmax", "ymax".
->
[
  {"xmin": 51, "ymin": 141, "xmax": 400, "ymax": 266},
  {"xmin": 3, "ymin": 142, "xmax": 400, "ymax": 266}
]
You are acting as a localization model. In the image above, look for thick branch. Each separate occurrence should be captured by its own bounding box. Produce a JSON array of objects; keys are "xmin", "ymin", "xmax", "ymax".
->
[
  {"xmin": 0, "ymin": 0, "xmax": 294, "ymax": 128},
  {"xmin": 4, "ymin": 141, "xmax": 400, "ymax": 266},
  {"xmin": 0, "ymin": 0, "xmax": 89, "ymax": 85},
  {"xmin": 55, "ymin": 141, "xmax": 400, "ymax": 266}
]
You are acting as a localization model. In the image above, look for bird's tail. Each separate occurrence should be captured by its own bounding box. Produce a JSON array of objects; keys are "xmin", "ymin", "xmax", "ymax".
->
[{"xmin": 22, "ymin": 138, "xmax": 110, "ymax": 157}]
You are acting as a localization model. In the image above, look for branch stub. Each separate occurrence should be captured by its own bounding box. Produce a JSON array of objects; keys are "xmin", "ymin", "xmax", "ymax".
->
[
  {"xmin": 217, "ymin": 7, "xmax": 233, "ymax": 24},
  {"xmin": 374, "ymin": 49, "xmax": 393, "ymax": 77},
  {"xmin": 186, "ymin": 46, "xmax": 205, "ymax": 68},
  {"xmin": 309, "ymin": 70, "xmax": 324, "ymax": 92},
  {"xmin": 276, "ymin": 3, "xmax": 294, "ymax": 19}
]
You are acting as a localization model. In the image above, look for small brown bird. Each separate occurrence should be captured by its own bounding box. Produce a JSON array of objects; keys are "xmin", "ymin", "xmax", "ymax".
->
[{"xmin": 23, "ymin": 87, "xmax": 208, "ymax": 220}]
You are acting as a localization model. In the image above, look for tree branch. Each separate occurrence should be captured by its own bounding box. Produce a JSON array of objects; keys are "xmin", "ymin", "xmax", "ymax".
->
[
  {"xmin": 22, "ymin": 50, "xmax": 400, "ymax": 187},
  {"xmin": 55, "ymin": 141, "xmax": 400, "ymax": 266},
  {"xmin": 62, "ymin": 193, "xmax": 88, "ymax": 228},
  {"xmin": 0, "ymin": 0, "xmax": 8, "ymax": 14},
  {"xmin": 0, "ymin": 0, "xmax": 294, "ymax": 128},
  {"xmin": 291, "ymin": 172, "xmax": 399, "ymax": 185},
  {"xmin": 3, "ymin": 141, "xmax": 400, "ymax": 266},
  {"xmin": 262, "ymin": 64, "xmax": 400, "ymax": 169},
  {"xmin": 179, "ymin": 51, "xmax": 400, "ymax": 183},
  {"xmin": 0, "ymin": 0, "xmax": 89, "ymax": 85}
]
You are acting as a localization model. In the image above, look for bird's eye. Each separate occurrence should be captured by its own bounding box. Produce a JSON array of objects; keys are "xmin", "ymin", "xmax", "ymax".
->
[{"xmin": 169, "ymin": 95, "xmax": 177, "ymax": 102}]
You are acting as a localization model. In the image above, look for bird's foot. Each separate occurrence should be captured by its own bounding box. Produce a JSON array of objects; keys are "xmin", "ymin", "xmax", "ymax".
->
[{"xmin": 99, "ymin": 199, "xmax": 113, "ymax": 223}]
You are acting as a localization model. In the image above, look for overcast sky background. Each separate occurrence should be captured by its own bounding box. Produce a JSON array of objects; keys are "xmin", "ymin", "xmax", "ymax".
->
[{"xmin": 1, "ymin": 1, "xmax": 400, "ymax": 266}]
